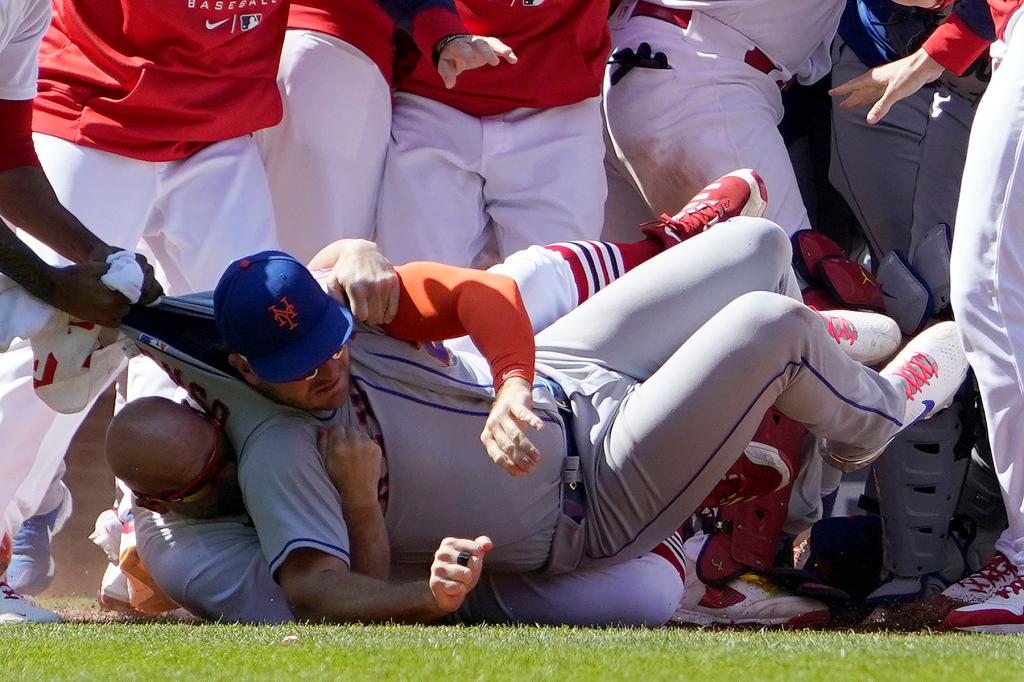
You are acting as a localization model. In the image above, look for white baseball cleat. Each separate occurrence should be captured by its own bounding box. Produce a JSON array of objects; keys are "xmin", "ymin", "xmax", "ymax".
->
[
  {"xmin": 641, "ymin": 169, "xmax": 768, "ymax": 247},
  {"xmin": 945, "ymin": 573, "xmax": 1024, "ymax": 633},
  {"xmin": 942, "ymin": 553, "xmax": 1019, "ymax": 607},
  {"xmin": 823, "ymin": 321, "xmax": 968, "ymax": 472},
  {"xmin": 0, "ymin": 581, "xmax": 61, "ymax": 623},
  {"xmin": 671, "ymin": 535, "xmax": 829, "ymax": 628},
  {"xmin": 812, "ymin": 308, "xmax": 901, "ymax": 365}
]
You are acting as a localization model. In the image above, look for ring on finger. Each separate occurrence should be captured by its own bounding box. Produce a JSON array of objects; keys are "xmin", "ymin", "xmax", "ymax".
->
[{"xmin": 456, "ymin": 551, "xmax": 473, "ymax": 567}]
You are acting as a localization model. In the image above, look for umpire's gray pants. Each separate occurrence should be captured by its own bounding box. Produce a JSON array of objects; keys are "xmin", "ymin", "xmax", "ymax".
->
[{"xmin": 535, "ymin": 218, "xmax": 907, "ymax": 567}]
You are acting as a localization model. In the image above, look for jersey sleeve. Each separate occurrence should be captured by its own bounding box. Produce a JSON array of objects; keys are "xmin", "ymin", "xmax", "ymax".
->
[
  {"xmin": 373, "ymin": 0, "xmax": 466, "ymax": 58},
  {"xmin": 237, "ymin": 416, "xmax": 352, "ymax": 578},
  {"xmin": 0, "ymin": 2, "xmax": 50, "ymax": 101},
  {"xmin": 922, "ymin": 1, "xmax": 995, "ymax": 75},
  {"xmin": 383, "ymin": 261, "xmax": 535, "ymax": 388}
]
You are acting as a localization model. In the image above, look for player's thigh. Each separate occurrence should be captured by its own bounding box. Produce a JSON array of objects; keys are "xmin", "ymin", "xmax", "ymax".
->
[
  {"xmin": 257, "ymin": 30, "xmax": 392, "ymax": 259},
  {"xmin": 460, "ymin": 554, "xmax": 682, "ymax": 626},
  {"xmin": 375, "ymin": 94, "xmax": 489, "ymax": 266},
  {"xmin": 157, "ymin": 136, "xmax": 280, "ymax": 292},
  {"xmin": 486, "ymin": 98, "xmax": 607, "ymax": 255},
  {"xmin": 606, "ymin": 61, "xmax": 807, "ymax": 234},
  {"xmin": 535, "ymin": 217, "xmax": 792, "ymax": 380},
  {"xmin": 136, "ymin": 513, "xmax": 294, "ymax": 624},
  {"xmin": 25, "ymin": 134, "xmax": 156, "ymax": 263}
]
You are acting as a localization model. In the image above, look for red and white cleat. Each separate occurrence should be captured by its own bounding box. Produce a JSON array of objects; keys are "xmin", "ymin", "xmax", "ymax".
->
[
  {"xmin": 823, "ymin": 321, "xmax": 968, "ymax": 472},
  {"xmin": 812, "ymin": 307, "xmax": 901, "ymax": 365},
  {"xmin": 943, "ymin": 553, "xmax": 1019, "ymax": 608},
  {"xmin": 642, "ymin": 169, "xmax": 769, "ymax": 247},
  {"xmin": 945, "ymin": 571, "xmax": 1024, "ymax": 633},
  {"xmin": 671, "ymin": 535, "xmax": 829, "ymax": 628}
]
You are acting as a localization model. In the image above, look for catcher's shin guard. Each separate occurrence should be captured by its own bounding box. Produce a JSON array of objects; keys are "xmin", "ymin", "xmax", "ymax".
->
[{"xmin": 871, "ymin": 402, "xmax": 970, "ymax": 578}]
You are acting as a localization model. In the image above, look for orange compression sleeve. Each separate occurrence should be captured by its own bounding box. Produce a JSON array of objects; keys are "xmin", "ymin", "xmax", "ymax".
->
[{"xmin": 383, "ymin": 262, "xmax": 535, "ymax": 387}]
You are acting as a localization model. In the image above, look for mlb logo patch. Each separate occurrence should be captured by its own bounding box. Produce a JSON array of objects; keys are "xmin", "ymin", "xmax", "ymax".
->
[{"xmin": 240, "ymin": 13, "xmax": 261, "ymax": 31}]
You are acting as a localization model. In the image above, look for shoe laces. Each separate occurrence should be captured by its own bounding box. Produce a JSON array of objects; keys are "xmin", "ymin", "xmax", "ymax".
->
[
  {"xmin": 994, "ymin": 574, "xmax": 1024, "ymax": 600},
  {"xmin": 813, "ymin": 309, "xmax": 858, "ymax": 345},
  {"xmin": 891, "ymin": 352, "xmax": 939, "ymax": 400},
  {"xmin": 960, "ymin": 554, "xmax": 1015, "ymax": 594},
  {"xmin": 641, "ymin": 202, "xmax": 726, "ymax": 242},
  {"xmin": 0, "ymin": 581, "xmax": 23, "ymax": 601}
]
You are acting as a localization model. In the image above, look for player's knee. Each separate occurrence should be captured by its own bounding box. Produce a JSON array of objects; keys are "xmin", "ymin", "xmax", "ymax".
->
[
  {"xmin": 628, "ymin": 555, "xmax": 685, "ymax": 626},
  {"xmin": 725, "ymin": 217, "xmax": 791, "ymax": 279}
]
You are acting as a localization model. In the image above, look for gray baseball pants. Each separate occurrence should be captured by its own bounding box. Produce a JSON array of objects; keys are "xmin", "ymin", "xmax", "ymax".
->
[{"xmin": 534, "ymin": 217, "xmax": 907, "ymax": 567}]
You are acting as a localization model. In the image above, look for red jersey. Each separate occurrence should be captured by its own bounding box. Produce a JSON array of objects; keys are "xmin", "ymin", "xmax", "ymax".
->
[
  {"xmin": 34, "ymin": 0, "xmax": 290, "ymax": 162},
  {"xmin": 288, "ymin": 0, "xmax": 396, "ymax": 84},
  {"xmin": 395, "ymin": 0, "xmax": 611, "ymax": 117},
  {"xmin": 989, "ymin": 0, "xmax": 1024, "ymax": 39}
]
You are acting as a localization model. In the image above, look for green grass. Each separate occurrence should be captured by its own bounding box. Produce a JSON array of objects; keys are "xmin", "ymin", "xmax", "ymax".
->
[{"xmin": 5, "ymin": 623, "xmax": 1024, "ymax": 681}]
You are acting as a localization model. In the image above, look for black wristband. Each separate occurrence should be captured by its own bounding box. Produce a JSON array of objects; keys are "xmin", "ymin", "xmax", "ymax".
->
[{"xmin": 433, "ymin": 33, "xmax": 472, "ymax": 66}]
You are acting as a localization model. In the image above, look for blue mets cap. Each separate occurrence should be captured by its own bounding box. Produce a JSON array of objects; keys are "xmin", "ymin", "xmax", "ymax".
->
[{"xmin": 214, "ymin": 251, "xmax": 354, "ymax": 383}]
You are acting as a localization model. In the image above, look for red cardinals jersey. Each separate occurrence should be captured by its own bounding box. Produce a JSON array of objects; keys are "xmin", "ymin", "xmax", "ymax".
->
[
  {"xmin": 288, "ymin": 0, "xmax": 396, "ymax": 83},
  {"xmin": 396, "ymin": 0, "xmax": 611, "ymax": 117},
  {"xmin": 33, "ymin": 0, "xmax": 289, "ymax": 162}
]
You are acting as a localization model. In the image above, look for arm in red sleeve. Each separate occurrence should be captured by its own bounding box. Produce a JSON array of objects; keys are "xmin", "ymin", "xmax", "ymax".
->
[
  {"xmin": 383, "ymin": 262, "xmax": 535, "ymax": 388},
  {"xmin": 411, "ymin": 7, "xmax": 467, "ymax": 59},
  {"xmin": 922, "ymin": 12, "xmax": 992, "ymax": 75},
  {"xmin": 0, "ymin": 99, "xmax": 40, "ymax": 172}
]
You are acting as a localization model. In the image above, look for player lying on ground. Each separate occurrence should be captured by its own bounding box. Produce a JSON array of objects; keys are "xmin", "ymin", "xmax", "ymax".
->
[{"xmin": 103, "ymin": 189, "xmax": 964, "ymax": 625}]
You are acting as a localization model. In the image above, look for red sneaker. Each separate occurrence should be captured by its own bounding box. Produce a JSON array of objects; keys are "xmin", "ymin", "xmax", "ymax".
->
[
  {"xmin": 946, "ymin": 573, "xmax": 1024, "ymax": 633},
  {"xmin": 642, "ymin": 169, "xmax": 769, "ymax": 247}
]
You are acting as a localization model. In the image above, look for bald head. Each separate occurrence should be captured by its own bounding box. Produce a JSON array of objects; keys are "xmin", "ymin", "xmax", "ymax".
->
[{"xmin": 106, "ymin": 396, "xmax": 217, "ymax": 496}]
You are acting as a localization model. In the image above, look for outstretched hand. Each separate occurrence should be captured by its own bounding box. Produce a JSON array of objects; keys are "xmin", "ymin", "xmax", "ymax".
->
[
  {"xmin": 436, "ymin": 35, "xmax": 518, "ymax": 89},
  {"xmin": 480, "ymin": 377, "xmax": 544, "ymax": 476},
  {"xmin": 829, "ymin": 50, "xmax": 945, "ymax": 124}
]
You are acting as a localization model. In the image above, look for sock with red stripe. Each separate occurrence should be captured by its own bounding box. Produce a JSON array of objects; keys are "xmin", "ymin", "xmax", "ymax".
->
[
  {"xmin": 544, "ymin": 238, "xmax": 663, "ymax": 305},
  {"xmin": 652, "ymin": 527, "xmax": 688, "ymax": 585}
]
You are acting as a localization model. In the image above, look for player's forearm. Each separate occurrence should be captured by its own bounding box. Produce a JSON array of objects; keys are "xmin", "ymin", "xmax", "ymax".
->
[
  {"xmin": 0, "ymin": 219, "xmax": 67, "ymax": 304},
  {"xmin": 286, "ymin": 563, "xmax": 443, "ymax": 623},
  {"xmin": 342, "ymin": 504, "xmax": 391, "ymax": 580},
  {"xmin": 0, "ymin": 167, "xmax": 109, "ymax": 264}
]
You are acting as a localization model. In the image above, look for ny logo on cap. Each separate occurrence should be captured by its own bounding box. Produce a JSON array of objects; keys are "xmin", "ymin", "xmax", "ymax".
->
[{"xmin": 268, "ymin": 297, "xmax": 298, "ymax": 330}]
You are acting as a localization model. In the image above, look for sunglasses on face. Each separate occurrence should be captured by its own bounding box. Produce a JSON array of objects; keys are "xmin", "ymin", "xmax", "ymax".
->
[{"xmin": 299, "ymin": 343, "xmax": 350, "ymax": 382}]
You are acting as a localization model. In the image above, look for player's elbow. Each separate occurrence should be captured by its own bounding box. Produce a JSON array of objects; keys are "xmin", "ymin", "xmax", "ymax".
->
[{"xmin": 277, "ymin": 548, "xmax": 352, "ymax": 623}]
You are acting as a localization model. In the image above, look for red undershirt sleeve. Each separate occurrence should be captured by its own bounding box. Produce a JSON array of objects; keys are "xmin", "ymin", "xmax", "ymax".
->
[
  {"xmin": 0, "ymin": 99, "xmax": 40, "ymax": 173},
  {"xmin": 383, "ymin": 262, "xmax": 535, "ymax": 388},
  {"xmin": 411, "ymin": 7, "xmax": 468, "ymax": 60},
  {"xmin": 923, "ymin": 13, "xmax": 992, "ymax": 75}
]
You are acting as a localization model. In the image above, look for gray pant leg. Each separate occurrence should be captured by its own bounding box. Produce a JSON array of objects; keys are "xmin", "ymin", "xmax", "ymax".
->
[
  {"xmin": 458, "ymin": 554, "xmax": 682, "ymax": 626},
  {"xmin": 535, "ymin": 217, "xmax": 799, "ymax": 381},
  {"xmin": 135, "ymin": 509, "xmax": 294, "ymax": 624},
  {"xmin": 568, "ymin": 299, "xmax": 905, "ymax": 565},
  {"xmin": 829, "ymin": 39, "xmax": 974, "ymax": 260}
]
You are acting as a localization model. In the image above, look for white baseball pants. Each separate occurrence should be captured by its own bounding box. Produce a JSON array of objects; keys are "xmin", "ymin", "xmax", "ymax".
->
[
  {"xmin": 255, "ymin": 29, "xmax": 392, "ymax": 263},
  {"xmin": 0, "ymin": 134, "xmax": 279, "ymax": 540},
  {"xmin": 950, "ymin": 8, "xmax": 1024, "ymax": 569},
  {"xmin": 603, "ymin": 12, "xmax": 811, "ymax": 235},
  {"xmin": 375, "ymin": 93, "xmax": 607, "ymax": 266}
]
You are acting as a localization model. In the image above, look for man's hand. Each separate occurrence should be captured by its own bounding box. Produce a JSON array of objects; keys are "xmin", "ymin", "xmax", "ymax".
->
[
  {"xmin": 436, "ymin": 35, "xmax": 518, "ymax": 89},
  {"xmin": 46, "ymin": 262, "xmax": 132, "ymax": 327},
  {"xmin": 829, "ymin": 49, "xmax": 945, "ymax": 124},
  {"xmin": 87, "ymin": 244, "xmax": 163, "ymax": 305},
  {"xmin": 429, "ymin": 536, "xmax": 492, "ymax": 614},
  {"xmin": 320, "ymin": 425, "xmax": 383, "ymax": 510},
  {"xmin": 480, "ymin": 377, "xmax": 543, "ymax": 476},
  {"xmin": 319, "ymin": 240, "xmax": 399, "ymax": 326}
]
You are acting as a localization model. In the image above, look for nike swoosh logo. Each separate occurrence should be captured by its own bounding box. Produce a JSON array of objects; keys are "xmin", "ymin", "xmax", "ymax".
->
[
  {"xmin": 913, "ymin": 399, "xmax": 935, "ymax": 425},
  {"xmin": 205, "ymin": 18, "xmax": 230, "ymax": 29}
]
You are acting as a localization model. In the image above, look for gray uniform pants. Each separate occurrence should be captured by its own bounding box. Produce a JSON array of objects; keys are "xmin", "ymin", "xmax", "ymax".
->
[{"xmin": 534, "ymin": 218, "xmax": 907, "ymax": 566}]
